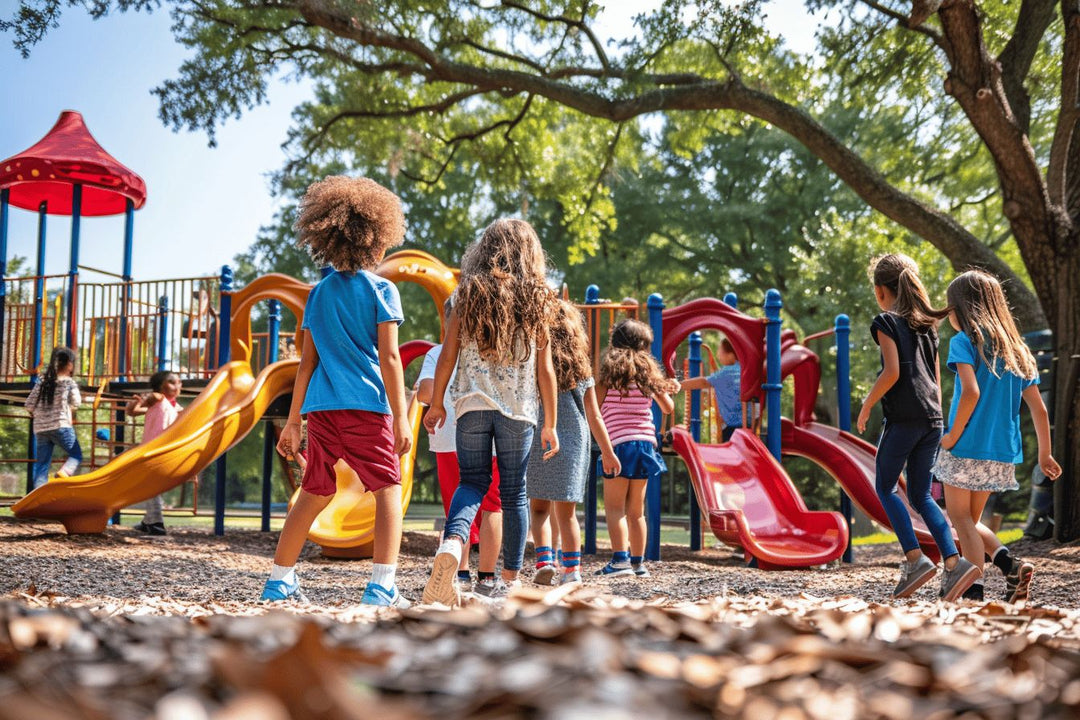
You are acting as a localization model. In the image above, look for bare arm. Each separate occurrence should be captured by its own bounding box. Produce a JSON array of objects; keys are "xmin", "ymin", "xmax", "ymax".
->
[
  {"xmin": 653, "ymin": 390, "xmax": 675, "ymax": 415},
  {"xmin": 678, "ymin": 377, "xmax": 711, "ymax": 392},
  {"xmin": 423, "ymin": 309, "xmax": 461, "ymax": 433},
  {"xmin": 1022, "ymin": 384, "xmax": 1062, "ymax": 479},
  {"xmin": 276, "ymin": 329, "xmax": 319, "ymax": 458},
  {"xmin": 378, "ymin": 321, "xmax": 412, "ymax": 456},
  {"xmin": 857, "ymin": 333, "xmax": 900, "ymax": 433},
  {"xmin": 125, "ymin": 391, "xmax": 163, "ymax": 417},
  {"xmin": 536, "ymin": 340, "xmax": 560, "ymax": 460},
  {"xmin": 583, "ymin": 385, "xmax": 620, "ymax": 477},
  {"xmin": 941, "ymin": 363, "xmax": 980, "ymax": 450},
  {"xmin": 416, "ymin": 378, "xmax": 434, "ymax": 405}
]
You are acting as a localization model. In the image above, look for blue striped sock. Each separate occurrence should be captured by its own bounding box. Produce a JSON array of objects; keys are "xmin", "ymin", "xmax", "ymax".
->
[
  {"xmin": 561, "ymin": 551, "xmax": 581, "ymax": 569},
  {"xmin": 612, "ymin": 551, "xmax": 630, "ymax": 564},
  {"xmin": 536, "ymin": 545, "xmax": 554, "ymax": 567}
]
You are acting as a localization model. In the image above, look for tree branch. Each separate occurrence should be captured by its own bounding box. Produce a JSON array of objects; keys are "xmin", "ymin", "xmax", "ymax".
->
[
  {"xmin": 498, "ymin": 0, "xmax": 612, "ymax": 74},
  {"xmin": 996, "ymin": 0, "xmax": 1058, "ymax": 133},
  {"xmin": 857, "ymin": 0, "xmax": 945, "ymax": 49}
]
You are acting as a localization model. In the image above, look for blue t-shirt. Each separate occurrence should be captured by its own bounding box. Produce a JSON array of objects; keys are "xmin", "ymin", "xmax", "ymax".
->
[
  {"xmin": 706, "ymin": 363, "xmax": 742, "ymax": 428},
  {"xmin": 300, "ymin": 270, "xmax": 403, "ymax": 416},
  {"xmin": 945, "ymin": 332, "xmax": 1038, "ymax": 463}
]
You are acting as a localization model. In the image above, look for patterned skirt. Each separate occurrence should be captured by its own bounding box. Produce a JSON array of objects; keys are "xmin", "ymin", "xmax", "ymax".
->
[{"xmin": 932, "ymin": 447, "xmax": 1019, "ymax": 492}]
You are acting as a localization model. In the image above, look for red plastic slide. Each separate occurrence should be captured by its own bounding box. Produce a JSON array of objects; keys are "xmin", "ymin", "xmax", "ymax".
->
[
  {"xmin": 781, "ymin": 419, "xmax": 950, "ymax": 561},
  {"xmin": 671, "ymin": 427, "xmax": 850, "ymax": 568}
]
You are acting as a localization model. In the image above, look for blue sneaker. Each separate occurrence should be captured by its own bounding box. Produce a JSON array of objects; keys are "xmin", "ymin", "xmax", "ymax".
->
[
  {"xmin": 260, "ymin": 576, "xmax": 305, "ymax": 602},
  {"xmin": 361, "ymin": 582, "xmax": 410, "ymax": 608},
  {"xmin": 594, "ymin": 561, "xmax": 635, "ymax": 577}
]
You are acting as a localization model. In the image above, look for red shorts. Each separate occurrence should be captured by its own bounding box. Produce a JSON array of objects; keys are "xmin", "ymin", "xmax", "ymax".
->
[
  {"xmin": 435, "ymin": 452, "xmax": 501, "ymax": 546},
  {"xmin": 303, "ymin": 410, "xmax": 400, "ymax": 496}
]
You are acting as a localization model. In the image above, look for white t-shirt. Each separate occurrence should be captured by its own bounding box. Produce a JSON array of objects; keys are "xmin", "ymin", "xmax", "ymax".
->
[
  {"xmin": 418, "ymin": 346, "xmax": 458, "ymax": 454},
  {"xmin": 452, "ymin": 339, "xmax": 538, "ymax": 424}
]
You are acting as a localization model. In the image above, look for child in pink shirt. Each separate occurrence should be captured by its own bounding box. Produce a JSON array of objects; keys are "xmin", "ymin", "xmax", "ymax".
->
[{"xmin": 126, "ymin": 370, "xmax": 184, "ymax": 535}]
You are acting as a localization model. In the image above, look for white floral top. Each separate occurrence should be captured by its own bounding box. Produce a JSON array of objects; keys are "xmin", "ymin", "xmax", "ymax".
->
[{"xmin": 452, "ymin": 338, "xmax": 538, "ymax": 424}]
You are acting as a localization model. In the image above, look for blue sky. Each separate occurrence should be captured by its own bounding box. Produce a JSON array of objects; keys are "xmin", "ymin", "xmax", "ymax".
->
[{"xmin": 1, "ymin": 1, "xmax": 820, "ymax": 283}]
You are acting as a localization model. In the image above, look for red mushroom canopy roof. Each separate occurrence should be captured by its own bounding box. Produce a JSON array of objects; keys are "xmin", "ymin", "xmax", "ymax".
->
[{"xmin": 0, "ymin": 110, "xmax": 147, "ymax": 216}]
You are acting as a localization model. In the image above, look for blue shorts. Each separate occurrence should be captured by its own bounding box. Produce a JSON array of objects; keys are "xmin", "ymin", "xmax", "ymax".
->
[{"xmin": 601, "ymin": 440, "xmax": 667, "ymax": 480}]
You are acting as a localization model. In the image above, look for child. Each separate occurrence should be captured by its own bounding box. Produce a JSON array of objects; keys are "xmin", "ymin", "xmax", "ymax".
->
[
  {"xmin": 595, "ymin": 319, "xmax": 679, "ymax": 578},
  {"xmin": 856, "ymin": 253, "xmax": 978, "ymax": 601},
  {"xmin": 263, "ymin": 176, "xmax": 411, "ymax": 607},
  {"xmin": 935, "ymin": 270, "xmax": 1061, "ymax": 602},
  {"xmin": 25, "ymin": 347, "xmax": 82, "ymax": 490},
  {"xmin": 417, "ymin": 311, "xmax": 504, "ymax": 592},
  {"xmin": 422, "ymin": 218, "xmax": 560, "ymax": 605},
  {"xmin": 125, "ymin": 370, "xmax": 184, "ymax": 535},
  {"xmin": 527, "ymin": 300, "xmax": 621, "ymax": 586},
  {"xmin": 678, "ymin": 337, "xmax": 742, "ymax": 442}
]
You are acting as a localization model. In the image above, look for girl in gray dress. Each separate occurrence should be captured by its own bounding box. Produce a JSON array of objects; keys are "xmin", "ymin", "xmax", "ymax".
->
[{"xmin": 527, "ymin": 301, "xmax": 621, "ymax": 585}]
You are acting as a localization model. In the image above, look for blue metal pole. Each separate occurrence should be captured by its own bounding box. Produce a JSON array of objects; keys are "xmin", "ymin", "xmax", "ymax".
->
[
  {"xmin": 28, "ymin": 201, "xmax": 47, "ymax": 492},
  {"xmin": 32, "ymin": 202, "xmax": 47, "ymax": 373},
  {"xmin": 584, "ymin": 284, "xmax": 600, "ymax": 555},
  {"xmin": 687, "ymin": 331, "xmax": 703, "ymax": 551},
  {"xmin": 764, "ymin": 289, "xmax": 783, "ymax": 461},
  {"xmin": 66, "ymin": 184, "xmax": 81, "ymax": 349},
  {"xmin": 0, "ymin": 189, "xmax": 8, "ymax": 373},
  {"xmin": 156, "ymin": 296, "xmax": 169, "ymax": 371},
  {"xmin": 646, "ymin": 293, "xmax": 665, "ymax": 562},
  {"xmin": 215, "ymin": 265, "xmax": 234, "ymax": 536},
  {"xmin": 261, "ymin": 299, "xmax": 281, "ymax": 532},
  {"xmin": 835, "ymin": 314, "xmax": 854, "ymax": 563},
  {"xmin": 723, "ymin": 292, "xmax": 738, "ymax": 309},
  {"xmin": 118, "ymin": 199, "xmax": 134, "ymax": 379}
]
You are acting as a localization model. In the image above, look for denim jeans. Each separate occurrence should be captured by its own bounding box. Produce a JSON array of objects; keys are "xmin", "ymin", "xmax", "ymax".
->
[
  {"xmin": 32, "ymin": 428, "xmax": 82, "ymax": 490},
  {"xmin": 444, "ymin": 410, "xmax": 534, "ymax": 571},
  {"xmin": 875, "ymin": 420, "xmax": 957, "ymax": 557}
]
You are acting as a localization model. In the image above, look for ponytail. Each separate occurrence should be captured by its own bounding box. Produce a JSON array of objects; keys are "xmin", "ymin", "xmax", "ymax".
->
[
  {"xmin": 36, "ymin": 346, "xmax": 76, "ymax": 407},
  {"xmin": 869, "ymin": 254, "xmax": 948, "ymax": 330}
]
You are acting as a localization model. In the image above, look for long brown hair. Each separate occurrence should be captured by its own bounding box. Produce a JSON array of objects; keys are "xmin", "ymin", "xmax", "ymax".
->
[
  {"xmin": 35, "ymin": 346, "xmax": 76, "ymax": 406},
  {"xmin": 549, "ymin": 300, "xmax": 593, "ymax": 393},
  {"xmin": 454, "ymin": 218, "xmax": 555, "ymax": 363},
  {"xmin": 946, "ymin": 270, "xmax": 1037, "ymax": 380},
  {"xmin": 869, "ymin": 253, "xmax": 948, "ymax": 330},
  {"xmin": 599, "ymin": 319, "xmax": 679, "ymax": 397}
]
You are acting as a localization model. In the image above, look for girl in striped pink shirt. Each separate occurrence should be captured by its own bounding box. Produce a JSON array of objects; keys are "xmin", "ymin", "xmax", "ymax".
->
[{"xmin": 595, "ymin": 320, "xmax": 679, "ymax": 577}]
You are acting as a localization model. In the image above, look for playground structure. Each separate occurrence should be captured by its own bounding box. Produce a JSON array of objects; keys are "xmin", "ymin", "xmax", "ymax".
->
[{"xmin": 2, "ymin": 111, "xmax": 962, "ymax": 567}]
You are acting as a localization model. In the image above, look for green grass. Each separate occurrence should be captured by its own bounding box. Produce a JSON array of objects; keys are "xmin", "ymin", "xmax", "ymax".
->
[{"xmin": 853, "ymin": 526, "xmax": 1024, "ymax": 547}]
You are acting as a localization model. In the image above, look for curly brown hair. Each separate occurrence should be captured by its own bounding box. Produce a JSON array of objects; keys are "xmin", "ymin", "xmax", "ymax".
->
[
  {"xmin": 454, "ymin": 218, "xmax": 555, "ymax": 363},
  {"xmin": 598, "ymin": 319, "xmax": 678, "ymax": 397},
  {"xmin": 549, "ymin": 300, "xmax": 593, "ymax": 393},
  {"xmin": 293, "ymin": 176, "xmax": 406, "ymax": 273}
]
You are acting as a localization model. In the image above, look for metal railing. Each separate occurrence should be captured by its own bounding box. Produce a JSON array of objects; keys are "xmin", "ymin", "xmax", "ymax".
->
[{"xmin": 1, "ymin": 274, "xmax": 70, "ymax": 381}]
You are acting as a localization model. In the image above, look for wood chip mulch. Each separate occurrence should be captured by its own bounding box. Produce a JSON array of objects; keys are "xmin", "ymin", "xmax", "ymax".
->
[{"xmin": 2, "ymin": 517, "xmax": 1080, "ymax": 718}]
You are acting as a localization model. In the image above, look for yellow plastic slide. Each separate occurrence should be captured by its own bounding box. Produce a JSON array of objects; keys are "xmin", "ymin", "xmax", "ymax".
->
[{"xmin": 13, "ymin": 359, "xmax": 300, "ymax": 534}]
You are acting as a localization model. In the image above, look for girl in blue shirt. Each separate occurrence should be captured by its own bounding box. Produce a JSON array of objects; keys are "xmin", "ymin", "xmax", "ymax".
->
[{"xmin": 935, "ymin": 270, "xmax": 1061, "ymax": 602}]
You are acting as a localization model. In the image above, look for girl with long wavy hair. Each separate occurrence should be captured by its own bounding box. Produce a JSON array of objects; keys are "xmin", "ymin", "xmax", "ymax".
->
[
  {"xmin": 25, "ymin": 346, "xmax": 82, "ymax": 489},
  {"xmin": 526, "ymin": 300, "xmax": 621, "ymax": 586},
  {"xmin": 422, "ymin": 218, "xmax": 560, "ymax": 605},
  {"xmin": 595, "ymin": 319, "xmax": 679, "ymax": 578},
  {"xmin": 935, "ymin": 270, "xmax": 1061, "ymax": 603}
]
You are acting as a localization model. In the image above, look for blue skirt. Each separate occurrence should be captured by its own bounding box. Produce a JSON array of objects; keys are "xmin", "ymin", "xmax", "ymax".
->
[{"xmin": 601, "ymin": 440, "xmax": 667, "ymax": 480}]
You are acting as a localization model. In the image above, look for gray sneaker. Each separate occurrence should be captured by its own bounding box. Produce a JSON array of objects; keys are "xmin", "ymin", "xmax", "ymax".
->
[
  {"xmin": 559, "ymin": 569, "xmax": 583, "ymax": 586},
  {"xmin": 892, "ymin": 555, "xmax": 937, "ymax": 598},
  {"xmin": 472, "ymin": 578, "xmax": 522, "ymax": 599},
  {"xmin": 940, "ymin": 557, "xmax": 982, "ymax": 602},
  {"xmin": 533, "ymin": 564, "xmax": 558, "ymax": 586}
]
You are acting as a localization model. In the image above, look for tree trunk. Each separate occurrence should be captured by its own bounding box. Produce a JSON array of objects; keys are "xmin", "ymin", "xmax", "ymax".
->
[{"xmin": 1052, "ymin": 250, "xmax": 1080, "ymax": 541}]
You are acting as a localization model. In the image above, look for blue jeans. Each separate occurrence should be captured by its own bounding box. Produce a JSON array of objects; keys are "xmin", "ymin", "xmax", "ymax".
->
[
  {"xmin": 33, "ymin": 428, "xmax": 82, "ymax": 490},
  {"xmin": 875, "ymin": 420, "xmax": 957, "ymax": 557},
  {"xmin": 444, "ymin": 410, "xmax": 534, "ymax": 571}
]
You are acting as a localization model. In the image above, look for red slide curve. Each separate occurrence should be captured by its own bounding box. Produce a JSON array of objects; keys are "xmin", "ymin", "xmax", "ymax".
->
[
  {"xmin": 671, "ymin": 427, "xmax": 850, "ymax": 568},
  {"xmin": 781, "ymin": 419, "xmax": 948, "ymax": 562}
]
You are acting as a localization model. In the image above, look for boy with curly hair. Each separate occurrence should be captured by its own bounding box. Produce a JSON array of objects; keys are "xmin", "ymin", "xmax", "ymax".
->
[{"xmin": 261, "ymin": 176, "xmax": 412, "ymax": 607}]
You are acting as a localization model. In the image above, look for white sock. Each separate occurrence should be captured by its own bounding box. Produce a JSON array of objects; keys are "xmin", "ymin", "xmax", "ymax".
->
[
  {"xmin": 270, "ymin": 564, "xmax": 296, "ymax": 583},
  {"xmin": 370, "ymin": 563, "xmax": 397, "ymax": 589},
  {"xmin": 437, "ymin": 537, "xmax": 463, "ymax": 564}
]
